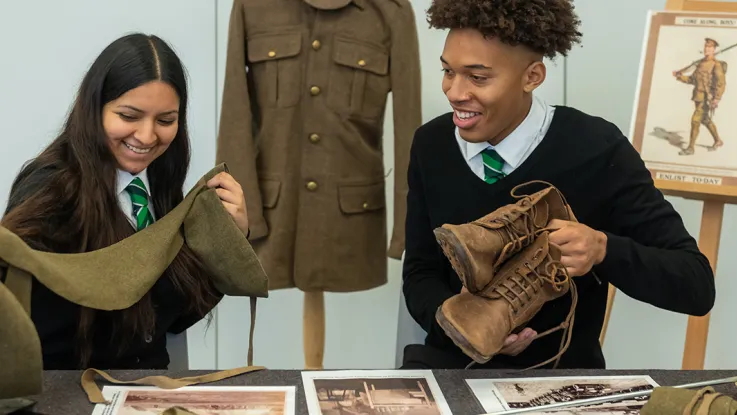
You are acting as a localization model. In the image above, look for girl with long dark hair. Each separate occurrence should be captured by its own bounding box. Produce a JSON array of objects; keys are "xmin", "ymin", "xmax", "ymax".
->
[{"xmin": 1, "ymin": 33, "xmax": 250, "ymax": 370}]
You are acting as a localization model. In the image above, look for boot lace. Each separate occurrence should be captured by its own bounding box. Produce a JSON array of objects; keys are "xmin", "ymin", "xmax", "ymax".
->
[
  {"xmin": 475, "ymin": 180, "xmax": 566, "ymax": 257},
  {"xmin": 464, "ymin": 249, "xmax": 578, "ymax": 371}
]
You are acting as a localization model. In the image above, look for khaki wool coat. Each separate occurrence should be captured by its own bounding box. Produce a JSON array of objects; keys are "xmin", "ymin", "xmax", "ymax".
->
[{"xmin": 216, "ymin": 0, "xmax": 422, "ymax": 292}]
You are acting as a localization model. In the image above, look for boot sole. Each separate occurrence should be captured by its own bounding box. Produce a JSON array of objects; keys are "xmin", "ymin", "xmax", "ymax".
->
[
  {"xmin": 435, "ymin": 304, "xmax": 491, "ymax": 364},
  {"xmin": 433, "ymin": 227, "xmax": 474, "ymax": 290}
]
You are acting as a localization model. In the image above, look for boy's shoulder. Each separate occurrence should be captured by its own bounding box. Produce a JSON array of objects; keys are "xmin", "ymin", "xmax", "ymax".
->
[
  {"xmin": 553, "ymin": 105, "xmax": 628, "ymax": 147},
  {"xmin": 412, "ymin": 112, "xmax": 455, "ymax": 151}
]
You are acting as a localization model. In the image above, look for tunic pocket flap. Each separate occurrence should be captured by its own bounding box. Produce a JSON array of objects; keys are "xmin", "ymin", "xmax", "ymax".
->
[
  {"xmin": 333, "ymin": 37, "xmax": 389, "ymax": 75},
  {"xmin": 248, "ymin": 32, "xmax": 302, "ymax": 63},
  {"xmin": 338, "ymin": 182, "xmax": 386, "ymax": 214},
  {"xmin": 259, "ymin": 178, "xmax": 281, "ymax": 208}
]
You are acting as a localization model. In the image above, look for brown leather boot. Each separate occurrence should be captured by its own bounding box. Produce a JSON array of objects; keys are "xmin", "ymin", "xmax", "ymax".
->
[
  {"xmin": 433, "ymin": 181, "xmax": 575, "ymax": 294},
  {"xmin": 435, "ymin": 231, "xmax": 578, "ymax": 368}
]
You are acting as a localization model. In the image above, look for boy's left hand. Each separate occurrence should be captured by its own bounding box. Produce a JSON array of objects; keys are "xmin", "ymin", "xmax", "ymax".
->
[
  {"xmin": 548, "ymin": 219, "xmax": 607, "ymax": 277},
  {"xmin": 207, "ymin": 172, "xmax": 249, "ymax": 236}
]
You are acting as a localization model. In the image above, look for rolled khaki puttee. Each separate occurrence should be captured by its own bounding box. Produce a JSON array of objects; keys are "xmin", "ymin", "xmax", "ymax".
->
[
  {"xmin": 0, "ymin": 162, "xmax": 269, "ymax": 404},
  {"xmin": 640, "ymin": 386, "xmax": 737, "ymax": 414}
]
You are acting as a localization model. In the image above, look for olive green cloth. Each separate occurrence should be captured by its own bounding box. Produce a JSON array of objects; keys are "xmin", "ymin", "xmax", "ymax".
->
[
  {"xmin": 641, "ymin": 386, "xmax": 737, "ymax": 414},
  {"xmin": 0, "ymin": 163, "xmax": 269, "ymax": 404},
  {"xmin": 0, "ymin": 281, "xmax": 42, "ymax": 400}
]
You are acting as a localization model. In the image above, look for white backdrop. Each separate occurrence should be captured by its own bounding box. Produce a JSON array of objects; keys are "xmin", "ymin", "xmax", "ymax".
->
[{"xmin": 1, "ymin": 0, "xmax": 736, "ymax": 371}]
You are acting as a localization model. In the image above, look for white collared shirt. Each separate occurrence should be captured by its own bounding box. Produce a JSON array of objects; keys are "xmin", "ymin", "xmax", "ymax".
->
[
  {"xmin": 116, "ymin": 168, "xmax": 155, "ymax": 229},
  {"xmin": 455, "ymin": 94, "xmax": 555, "ymax": 179}
]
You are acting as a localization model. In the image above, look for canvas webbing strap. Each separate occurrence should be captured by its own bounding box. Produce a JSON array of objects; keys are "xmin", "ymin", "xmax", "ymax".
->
[
  {"xmin": 81, "ymin": 295, "xmax": 262, "ymax": 404},
  {"xmin": 248, "ymin": 296, "xmax": 257, "ymax": 367},
  {"xmin": 81, "ymin": 364, "xmax": 266, "ymax": 404}
]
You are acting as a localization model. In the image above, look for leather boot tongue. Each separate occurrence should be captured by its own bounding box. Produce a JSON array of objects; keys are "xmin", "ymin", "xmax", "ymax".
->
[{"xmin": 304, "ymin": 0, "xmax": 352, "ymax": 9}]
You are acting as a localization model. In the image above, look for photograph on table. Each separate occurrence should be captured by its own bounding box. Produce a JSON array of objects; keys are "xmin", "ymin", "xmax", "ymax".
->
[
  {"xmin": 630, "ymin": 10, "xmax": 737, "ymax": 192},
  {"xmin": 301, "ymin": 370, "xmax": 452, "ymax": 415},
  {"xmin": 466, "ymin": 375, "xmax": 659, "ymax": 414},
  {"xmin": 89, "ymin": 385, "xmax": 296, "ymax": 415}
]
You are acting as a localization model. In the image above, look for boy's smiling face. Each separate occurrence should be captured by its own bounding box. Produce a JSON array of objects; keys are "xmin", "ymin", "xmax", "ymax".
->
[{"xmin": 440, "ymin": 28, "xmax": 547, "ymax": 145}]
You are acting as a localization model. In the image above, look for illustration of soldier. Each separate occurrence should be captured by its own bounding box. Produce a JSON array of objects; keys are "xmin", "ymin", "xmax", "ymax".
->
[{"xmin": 672, "ymin": 37, "xmax": 727, "ymax": 155}]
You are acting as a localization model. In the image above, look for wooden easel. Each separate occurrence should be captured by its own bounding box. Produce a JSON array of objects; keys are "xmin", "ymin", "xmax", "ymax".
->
[
  {"xmin": 303, "ymin": 291, "xmax": 325, "ymax": 369},
  {"xmin": 656, "ymin": 0, "xmax": 737, "ymax": 370}
]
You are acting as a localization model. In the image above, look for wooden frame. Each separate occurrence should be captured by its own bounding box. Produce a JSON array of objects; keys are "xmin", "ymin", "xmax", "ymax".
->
[{"xmin": 629, "ymin": 0, "xmax": 737, "ymax": 370}]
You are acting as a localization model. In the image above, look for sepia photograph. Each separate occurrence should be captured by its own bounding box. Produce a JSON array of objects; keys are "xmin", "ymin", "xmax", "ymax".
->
[
  {"xmin": 630, "ymin": 10, "xmax": 737, "ymax": 190},
  {"xmin": 301, "ymin": 370, "xmax": 452, "ymax": 415},
  {"xmin": 90, "ymin": 385, "xmax": 296, "ymax": 415},
  {"xmin": 466, "ymin": 375, "xmax": 660, "ymax": 414}
]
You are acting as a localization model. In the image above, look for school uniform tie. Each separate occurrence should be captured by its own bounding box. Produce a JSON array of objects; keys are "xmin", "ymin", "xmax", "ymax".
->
[
  {"xmin": 481, "ymin": 147, "xmax": 506, "ymax": 184},
  {"xmin": 126, "ymin": 177, "xmax": 154, "ymax": 231}
]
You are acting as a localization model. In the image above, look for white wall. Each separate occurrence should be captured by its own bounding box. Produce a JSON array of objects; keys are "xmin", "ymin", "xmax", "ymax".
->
[{"xmin": 2, "ymin": 0, "xmax": 735, "ymax": 372}]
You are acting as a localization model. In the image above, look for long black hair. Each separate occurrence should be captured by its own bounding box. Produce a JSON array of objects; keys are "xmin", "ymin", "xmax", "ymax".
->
[{"xmin": 2, "ymin": 33, "xmax": 220, "ymax": 368}]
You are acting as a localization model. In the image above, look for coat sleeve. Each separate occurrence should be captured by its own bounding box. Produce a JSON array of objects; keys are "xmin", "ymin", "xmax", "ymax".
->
[
  {"xmin": 594, "ymin": 137, "xmax": 715, "ymax": 317},
  {"xmin": 386, "ymin": 0, "xmax": 423, "ymax": 260},
  {"xmin": 215, "ymin": 0, "xmax": 268, "ymax": 240}
]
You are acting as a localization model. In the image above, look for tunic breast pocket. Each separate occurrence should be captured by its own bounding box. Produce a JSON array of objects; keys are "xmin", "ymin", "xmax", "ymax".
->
[
  {"xmin": 327, "ymin": 36, "xmax": 390, "ymax": 119},
  {"xmin": 247, "ymin": 31, "xmax": 303, "ymax": 109}
]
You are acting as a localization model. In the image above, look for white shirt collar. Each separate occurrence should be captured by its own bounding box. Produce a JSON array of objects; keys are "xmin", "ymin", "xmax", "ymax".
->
[
  {"xmin": 117, "ymin": 168, "xmax": 151, "ymax": 197},
  {"xmin": 456, "ymin": 94, "xmax": 549, "ymax": 168}
]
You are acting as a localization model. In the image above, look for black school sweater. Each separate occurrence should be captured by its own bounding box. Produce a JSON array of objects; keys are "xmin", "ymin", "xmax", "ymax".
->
[{"xmin": 401, "ymin": 105, "xmax": 715, "ymax": 370}]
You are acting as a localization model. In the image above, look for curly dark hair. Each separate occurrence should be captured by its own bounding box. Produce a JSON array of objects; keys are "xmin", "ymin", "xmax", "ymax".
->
[{"xmin": 427, "ymin": 0, "xmax": 582, "ymax": 59}]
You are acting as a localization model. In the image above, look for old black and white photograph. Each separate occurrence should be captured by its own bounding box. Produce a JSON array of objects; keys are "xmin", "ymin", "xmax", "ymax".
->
[
  {"xmin": 302, "ymin": 370, "xmax": 452, "ymax": 415},
  {"xmin": 466, "ymin": 375, "xmax": 660, "ymax": 414}
]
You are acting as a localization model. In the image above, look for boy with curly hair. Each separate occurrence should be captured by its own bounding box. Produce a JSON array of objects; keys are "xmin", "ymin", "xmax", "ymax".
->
[{"xmin": 401, "ymin": 0, "xmax": 715, "ymax": 369}]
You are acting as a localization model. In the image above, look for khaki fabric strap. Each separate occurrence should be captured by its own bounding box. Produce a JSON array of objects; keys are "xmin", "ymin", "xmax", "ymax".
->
[
  {"xmin": 685, "ymin": 387, "xmax": 715, "ymax": 414},
  {"xmin": 81, "ymin": 365, "xmax": 266, "ymax": 404},
  {"xmin": 82, "ymin": 294, "xmax": 262, "ymax": 404},
  {"xmin": 682, "ymin": 386, "xmax": 737, "ymax": 415},
  {"xmin": 0, "ymin": 162, "xmax": 268, "ymax": 312},
  {"xmin": 4, "ymin": 266, "xmax": 32, "ymax": 314},
  {"xmin": 248, "ymin": 296, "xmax": 257, "ymax": 367}
]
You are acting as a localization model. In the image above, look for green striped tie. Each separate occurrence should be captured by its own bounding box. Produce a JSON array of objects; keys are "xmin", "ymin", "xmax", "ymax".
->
[
  {"xmin": 125, "ymin": 177, "xmax": 154, "ymax": 231},
  {"xmin": 481, "ymin": 147, "xmax": 506, "ymax": 184}
]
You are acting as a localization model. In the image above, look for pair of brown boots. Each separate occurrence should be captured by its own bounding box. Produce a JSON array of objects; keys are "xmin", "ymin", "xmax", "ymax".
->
[{"xmin": 433, "ymin": 181, "xmax": 579, "ymax": 369}]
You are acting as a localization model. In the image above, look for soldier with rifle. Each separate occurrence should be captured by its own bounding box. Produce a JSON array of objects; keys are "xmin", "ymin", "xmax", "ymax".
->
[{"xmin": 673, "ymin": 37, "xmax": 727, "ymax": 155}]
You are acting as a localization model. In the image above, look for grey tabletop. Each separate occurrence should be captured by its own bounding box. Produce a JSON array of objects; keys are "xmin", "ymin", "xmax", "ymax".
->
[{"xmin": 22, "ymin": 368, "xmax": 737, "ymax": 414}]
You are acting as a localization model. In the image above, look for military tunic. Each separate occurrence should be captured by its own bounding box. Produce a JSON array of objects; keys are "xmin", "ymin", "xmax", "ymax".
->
[{"xmin": 216, "ymin": 0, "xmax": 422, "ymax": 292}]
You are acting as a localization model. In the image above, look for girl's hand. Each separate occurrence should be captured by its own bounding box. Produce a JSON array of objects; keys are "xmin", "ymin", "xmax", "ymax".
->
[{"xmin": 207, "ymin": 172, "xmax": 249, "ymax": 236}]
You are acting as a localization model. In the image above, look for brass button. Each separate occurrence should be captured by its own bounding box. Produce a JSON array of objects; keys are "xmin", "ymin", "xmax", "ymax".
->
[
  {"xmin": 358, "ymin": 59, "xmax": 366, "ymax": 66},
  {"xmin": 306, "ymin": 181, "xmax": 318, "ymax": 191},
  {"xmin": 268, "ymin": 50, "xmax": 276, "ymax": 57},
  {"xmin": 310, "ymin": 86, "xmax": 321, "ymax": 96},
  {"xmin": 362, "ymin": 202, "xmax": 369, "ymax": 209},
  {"xmin": 312, "ymin": 40, "xmax": 321, "ymax": 50},
  {"xmin": 309, "ymin": 133, "xmax": 320, "ymax": 143}
]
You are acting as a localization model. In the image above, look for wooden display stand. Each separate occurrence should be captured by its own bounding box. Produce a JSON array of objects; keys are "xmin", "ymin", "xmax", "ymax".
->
[
  {"xmin": 626, "ymin": 0, "xmax": 737, "ymax": 370},
  {"xmin": 303, "ymin": 291, "xmax": 325, "ymax": 369}
]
